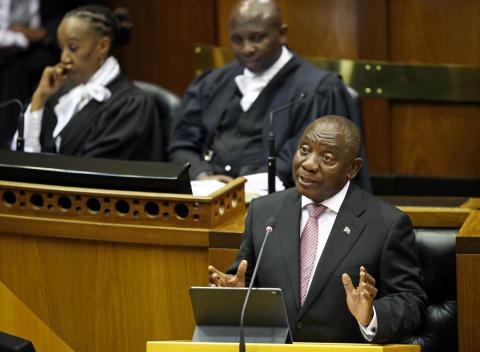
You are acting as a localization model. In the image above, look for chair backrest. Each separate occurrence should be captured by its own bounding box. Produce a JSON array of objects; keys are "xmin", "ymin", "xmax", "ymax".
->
[
  {"xmin": 406, "ymin": 229, "xmax": 458, "ymax": 352},
  {"xmin": 133, "ymin": 81, "xmax": 181, "ymax": 152}
]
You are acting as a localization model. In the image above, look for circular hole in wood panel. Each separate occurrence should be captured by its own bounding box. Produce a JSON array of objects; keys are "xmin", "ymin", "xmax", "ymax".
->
[
  {"xmin": 115, "ymin": 200, "xmax": 130, "ymax": 215},
  {"xmin": 145, "ymin": 201, "xmax": 160, "ymax": 217},
  {"xmin": 86, "ymin": 198, "xmax": 101, "ymax": 213},
  {"xmin": 2, "ymin": 191, "xmax": 16, "ymax": 206},
  {"xmin": 218, "ymin": 199, "xmax": 225, "ymax": 215},
  {"xmin": 30, "ymin": 194, "xmax": 44, "ymax": 208},
  {"xmin": 57, "ymin": 195, "xmax": 72, "ymax": 210},
  {"xmin": 174, "ymin": 203, "xmax": 189, "ymax": 219}
]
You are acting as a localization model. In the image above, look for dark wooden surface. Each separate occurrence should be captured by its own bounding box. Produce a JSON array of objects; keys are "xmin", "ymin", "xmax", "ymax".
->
[
  {"xmin": 388, "ymin": 0, "xmax": 480, "ymax": 178},
  {"xmin": 104, "ymin": 0, "xmax": 216, "ymax": 95}
]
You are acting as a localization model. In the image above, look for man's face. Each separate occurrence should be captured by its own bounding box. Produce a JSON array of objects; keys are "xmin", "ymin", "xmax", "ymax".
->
[
  {"xmin": 229, "ymin": 15, "xmax": 286, "ymax": 74},
  {"xmin": 292, "ymin": 121, "xmax": 361, "ymax": 203}
]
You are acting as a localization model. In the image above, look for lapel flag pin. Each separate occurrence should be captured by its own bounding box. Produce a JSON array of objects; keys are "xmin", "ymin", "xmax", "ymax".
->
[{"xmin": 343, "ymin": 226, "xmax": 351, "ymax": 235}]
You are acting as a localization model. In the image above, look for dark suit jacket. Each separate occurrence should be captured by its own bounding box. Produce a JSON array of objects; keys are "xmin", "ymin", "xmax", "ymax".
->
[
  {"xmin": 228, "ymin": 184, "xmax": 426, "ymax": 343},
  {"xmin": 169, "ymin": 53, "xmax": 370, "ymax": 190}
]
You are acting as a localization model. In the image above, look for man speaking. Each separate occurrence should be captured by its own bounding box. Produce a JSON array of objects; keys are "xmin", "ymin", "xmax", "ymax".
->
[{"xmin": 208, "ymin": 115, "xmax": 426, "ymax": 343}]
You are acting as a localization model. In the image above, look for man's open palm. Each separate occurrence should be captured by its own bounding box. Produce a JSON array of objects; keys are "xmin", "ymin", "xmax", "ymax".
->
[{"xmin": 342, "ymin": 266, "xmax": 378, "ymax": 326}]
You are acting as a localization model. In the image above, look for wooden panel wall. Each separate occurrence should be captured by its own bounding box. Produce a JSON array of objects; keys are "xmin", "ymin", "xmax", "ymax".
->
[
  {"xmin": 388, "ymin": 0, "xmax": 480, "ymax": 177},
  {"xmin": 215, "ymin": 0, "xmax": 480, "ymax": 178},
  {"xmin": 104, "ymin": 0, "xmax": 479, "ymax": 179},
  {"xmin": 217, "ymin": 0, "xmax": 360, "ymax": 58},
  {"xmin": 104, "ymin": 0, "xmax": 216, "ymax": 95},
  {"xmin": 356, "ymin": 1, "xmax": 390, "ymax": 173}
]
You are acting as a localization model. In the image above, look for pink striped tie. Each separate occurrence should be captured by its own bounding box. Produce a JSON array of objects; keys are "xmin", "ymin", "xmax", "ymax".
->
[{"xmin": 300, "ymin": 203, "xmax": 327, "ymax": 305}]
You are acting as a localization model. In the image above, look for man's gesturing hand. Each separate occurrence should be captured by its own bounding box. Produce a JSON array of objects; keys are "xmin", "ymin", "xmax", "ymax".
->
[
  {"xmin": 342, "ymin": 266, "xmax": 378, "ymax": 326},
  {"xmin": 208, "ymin": 259, "xmax": 247, "ymax": 288}
]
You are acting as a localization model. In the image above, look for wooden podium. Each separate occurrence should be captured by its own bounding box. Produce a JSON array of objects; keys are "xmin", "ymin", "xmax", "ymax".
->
[
  {"xmin": 456, "ymin": 210, "xmax": 480, "ymax": 352},
  {"xmin": 0, "ymin": 178, "xmax": 246, "ymax": 352},
  {"xmin": 1, "ymin": 174, "xmax": 479, "ymax": 352},
  {"xmin": 146, "ymin": 341, "xmax": 420, "ymax": 352}
]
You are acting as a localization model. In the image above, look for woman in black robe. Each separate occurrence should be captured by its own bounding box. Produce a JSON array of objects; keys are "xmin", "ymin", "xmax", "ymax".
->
[{"xmin": 12, "ymin": 5, "xmax": 163, "ymax": 161}]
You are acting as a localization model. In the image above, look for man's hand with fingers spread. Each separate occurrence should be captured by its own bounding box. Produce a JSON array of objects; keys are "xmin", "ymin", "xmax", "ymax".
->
[
  {"xmin": 208, "ymin": 259, "xmax": 248, "ymax": 288},
  {"xmin": 342, "ymin": 266, "xmax": 378, "ymax": 326}
]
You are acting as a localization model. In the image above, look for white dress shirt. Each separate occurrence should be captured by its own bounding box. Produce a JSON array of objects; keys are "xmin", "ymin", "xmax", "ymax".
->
[
  {"xmin": 232, "ymin": 46, "xmax": 293, "ymax": 190},
  {"xmin": 300, "ymin": 181, "xmax": 378, "ymax": 340},
  {"xmin": 234, "ymin": 45, "xmax": 293, "ymax": 112}
]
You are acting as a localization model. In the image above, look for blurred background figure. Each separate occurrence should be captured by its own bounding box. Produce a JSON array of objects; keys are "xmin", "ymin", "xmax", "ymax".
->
[
  {"xmin": 10, "ymin": 4, "xmax": 164, "ymax": 161},
  {"xmin": 169, "ymin": 0, "xmax": 370, "ymax": 192},
  {"xmin": 0, "ymin": 0, "xmax": 100, "ymax": 149}
]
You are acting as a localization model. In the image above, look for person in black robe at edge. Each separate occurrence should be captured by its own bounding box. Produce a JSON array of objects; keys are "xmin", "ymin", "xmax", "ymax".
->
[
  {"xmin": 0, "ymin": 0, "xmax": 101, "ymax": 149},
  {"xmin": 169, "ymin": 0, "xmax": 370, "ymax": 191},
  {"xmin": 10, "ymin": 5, "xmax": 163, "ymax": 161}
]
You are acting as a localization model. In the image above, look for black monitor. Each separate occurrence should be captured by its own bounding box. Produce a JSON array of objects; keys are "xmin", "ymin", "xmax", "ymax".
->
[
  {"xmin": 189, "ymin": 286, "xmax": 292, "ymax": 344},
  {"xmin": 0, "ymin": 331, "xmax": 36, "ymax": 352},
  {"xmin": 0, "ymin": 150, "xmax": 192, "ymax": 194}
]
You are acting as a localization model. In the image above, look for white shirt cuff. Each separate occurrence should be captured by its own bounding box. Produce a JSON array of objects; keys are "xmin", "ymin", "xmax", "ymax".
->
[
  {"xmin": 358, "ymin": 306, "xmax": 378, "ymax": 341},
  {"xmin": 0, "ymin": 30, "xmax": 29, "ymax": 48}
]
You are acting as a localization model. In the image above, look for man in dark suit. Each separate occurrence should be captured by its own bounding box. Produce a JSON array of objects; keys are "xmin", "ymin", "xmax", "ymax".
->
[
  {"xmin": 208, "ymin": 115, "xmax": 426, "ymax": 343},
  {"xmin": 169, "ymin": 0, "xmax": 370, "ymax": 191}
]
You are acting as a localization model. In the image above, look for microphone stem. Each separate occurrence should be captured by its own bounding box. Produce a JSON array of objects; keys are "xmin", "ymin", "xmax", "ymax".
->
[
  {"xmin": 267, "ymin": 93, "xmax": 305, "ymax": 194},
  {"xmin": 268, "ymin": 131, "xmax": 275, "ymax": 194},
  {"xmin": 239, "ymin": 229, "xmax": 272, "ymax": 352},
  {"xmin": 17, "ymin": 110, "xmax": 25, "ymax": 151}
]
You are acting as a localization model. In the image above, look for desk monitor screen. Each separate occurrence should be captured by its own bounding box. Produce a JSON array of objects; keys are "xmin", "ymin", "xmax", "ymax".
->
[
  {"xmin": 189, "ymin": 286, "xmax": 292, "ymax": 343},
  {"xmin": 0, "ymin": 150, "xmax": 192, "ymax": 194}
]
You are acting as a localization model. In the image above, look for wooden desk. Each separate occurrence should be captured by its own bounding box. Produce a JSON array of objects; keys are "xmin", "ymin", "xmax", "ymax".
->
[
  {"xmin": 1, "ymin": 177, "xmax": 478, "ymax": 352},
  {"xmin": 147, "ymin": 341, "xmax": 420, "ymax": 352},
  {"xmin": 0, "ymin": 179, "xmax": 246, "ymax": 352}
]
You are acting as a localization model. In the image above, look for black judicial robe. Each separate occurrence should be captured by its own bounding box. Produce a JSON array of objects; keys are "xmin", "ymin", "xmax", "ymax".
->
[
  {"xmin": 0, "ymin": 0, "xmax": 101, "ymax": 148},
  {"xmin": 169, "ymin": 53, "xmax": 370, "ymax": 189},
  {"xmin": 39, "ymin": 73, "xmax": 164, "ymax": 161}
]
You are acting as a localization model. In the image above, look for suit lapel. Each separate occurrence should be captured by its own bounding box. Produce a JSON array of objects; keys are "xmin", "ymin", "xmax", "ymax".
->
[
  {"xmin": 275, "ymin": 188, "xmax": 302, "ymax": 310},
  {"xmin": 299, "ymin": 184, "xmax": 367, "ymax": 316}
]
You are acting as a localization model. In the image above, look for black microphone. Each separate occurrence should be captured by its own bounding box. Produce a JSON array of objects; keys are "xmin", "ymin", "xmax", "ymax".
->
[
  {"xmin": 239, "ymin": 217, "xmax": 276, "ymax": 352},
  {"xmin": 0, "ymin": 99, "xmax": 25, "ymax": 151},
  {"xmin": 268, "ymin": 93, "xmax": 306, "ymax": 194}
]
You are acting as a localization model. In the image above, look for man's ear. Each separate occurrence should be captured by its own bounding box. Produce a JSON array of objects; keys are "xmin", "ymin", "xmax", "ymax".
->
[{"xmin": 347, "ymin": 158, "xmax": 363, "ymax": 180}]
